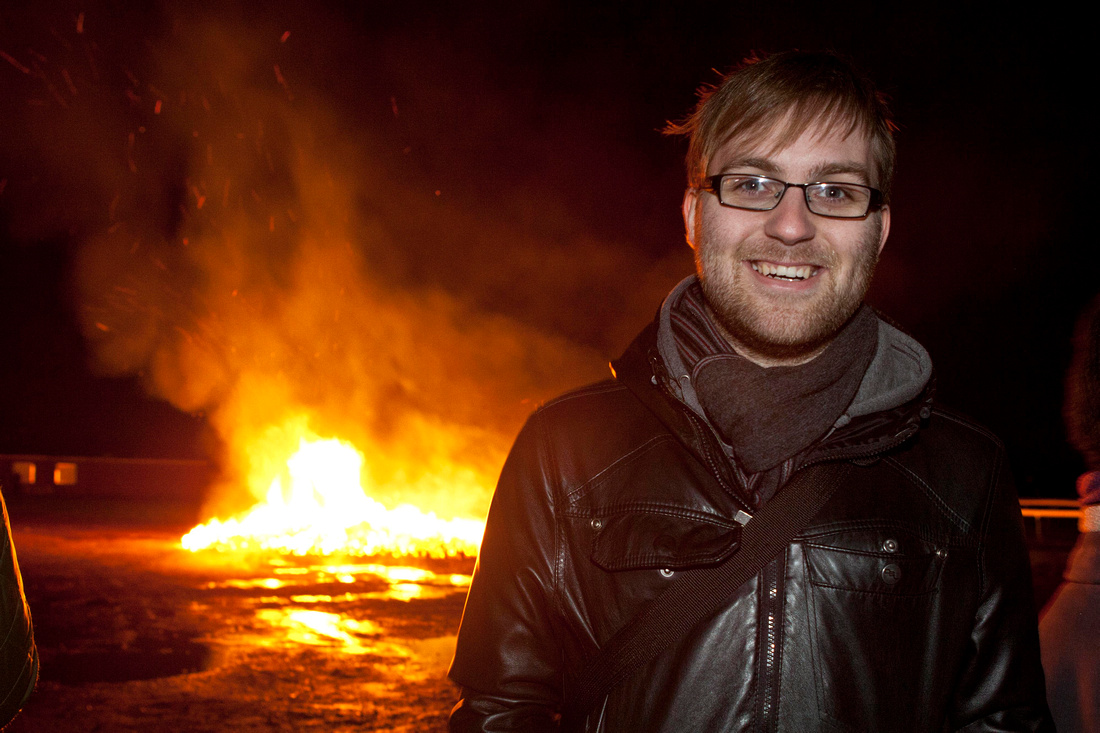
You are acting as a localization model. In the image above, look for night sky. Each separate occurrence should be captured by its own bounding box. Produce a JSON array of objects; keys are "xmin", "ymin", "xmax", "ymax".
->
[{"xmin": 0, "ymin": 2, "xmax": 1092, "ymax": 499}]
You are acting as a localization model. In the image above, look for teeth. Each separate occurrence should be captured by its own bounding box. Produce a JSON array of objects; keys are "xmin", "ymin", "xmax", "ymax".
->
[{"xmin": 751, "ymin": 262, "xmax": 816, "ymax": 281}]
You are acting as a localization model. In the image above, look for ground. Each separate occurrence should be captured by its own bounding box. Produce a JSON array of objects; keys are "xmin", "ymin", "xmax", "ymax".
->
[
  {"xmin": 2, "ymin": 496, "xmax": 1077, "ymax": 732},
  {"xmin": 6, "ymin": 498, "xmax": 473, "ymax": 732}
]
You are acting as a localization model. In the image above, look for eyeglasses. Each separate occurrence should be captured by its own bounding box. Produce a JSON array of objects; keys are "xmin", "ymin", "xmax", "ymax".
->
[{"xmin": 699, "ymin": 174, "xmax": 884, "ymax": 219}]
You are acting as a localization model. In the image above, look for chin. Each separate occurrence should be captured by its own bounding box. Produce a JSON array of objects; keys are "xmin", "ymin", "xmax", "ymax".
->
[
  {"xmin": 710, "ymin": 294, "xmax": 866, "ymax": 362},
  {"xmin": 730, "ymin": 321, "xmax": 836, "ymax": 360}
]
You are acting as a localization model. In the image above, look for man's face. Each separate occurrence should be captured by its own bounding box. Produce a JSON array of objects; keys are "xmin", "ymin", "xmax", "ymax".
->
[{"xmin": 682, "ymin": 120, "xmax": 890, "ymax": 366}]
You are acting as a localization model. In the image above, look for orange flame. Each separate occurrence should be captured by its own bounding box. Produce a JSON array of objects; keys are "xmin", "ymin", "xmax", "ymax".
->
[{"xmin": 182, "ymin": 429, "xmax": 485, "ymax": 558}]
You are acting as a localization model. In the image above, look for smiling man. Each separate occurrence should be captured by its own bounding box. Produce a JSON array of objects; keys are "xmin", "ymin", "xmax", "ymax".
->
[
  {"xmin": 687, "ymin": 121, "xmax": 887, "ymax": 365},
  {"xmin": 448, "ymin": 51, "xmax": 1053, "ymax": 732}
]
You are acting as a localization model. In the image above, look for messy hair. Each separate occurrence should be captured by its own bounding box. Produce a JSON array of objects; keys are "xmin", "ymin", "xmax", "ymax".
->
[
  {"xmin": 1066, "ymin": 294, "xmax": 1100, "ymax": 469},
  {"xmin": 666, "ymin": 50, "xmax": 897, "ymax": 202}
]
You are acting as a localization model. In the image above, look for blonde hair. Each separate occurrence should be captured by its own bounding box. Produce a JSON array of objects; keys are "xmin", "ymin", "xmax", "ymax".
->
[{"xmin": 666, "ymin": 51, "xmax": 897, "ymax": 201}]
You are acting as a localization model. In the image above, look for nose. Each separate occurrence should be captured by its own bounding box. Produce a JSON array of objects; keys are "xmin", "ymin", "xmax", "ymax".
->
[{"xmin": 763, "ymin": 186, "xmax": 816, "ymax": 246}]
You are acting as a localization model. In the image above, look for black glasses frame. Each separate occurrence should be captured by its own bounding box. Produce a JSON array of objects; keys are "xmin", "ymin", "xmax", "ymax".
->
[{"xmin": 699, "ymin": 173, "xmax": 884, "ymax": 219}]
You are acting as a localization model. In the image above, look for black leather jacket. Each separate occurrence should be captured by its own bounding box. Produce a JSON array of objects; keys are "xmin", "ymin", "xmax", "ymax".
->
[{"xmin": 449, "ymin": 318, "xmax": 1053, "ymax": 732}]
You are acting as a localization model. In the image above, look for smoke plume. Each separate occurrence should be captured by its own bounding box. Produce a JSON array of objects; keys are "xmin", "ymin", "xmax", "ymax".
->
[{"xmin": 0, "ymin": 3, "xmax": 688, "ymax": 520}]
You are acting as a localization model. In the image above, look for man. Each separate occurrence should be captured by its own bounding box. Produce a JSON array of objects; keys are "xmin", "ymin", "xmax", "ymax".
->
[{"xmin": 449, "ymin": 51, "xmax": 1052, "ymax": 731}]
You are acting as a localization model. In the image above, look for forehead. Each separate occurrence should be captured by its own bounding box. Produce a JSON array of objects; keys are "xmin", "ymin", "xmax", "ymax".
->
[{"xmin": 709, "ymin": 118, "xmax": 875, "ymax": 181}]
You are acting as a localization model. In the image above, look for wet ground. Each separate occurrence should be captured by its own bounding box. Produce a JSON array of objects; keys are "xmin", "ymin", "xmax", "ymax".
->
[
  {"xmin": 6, "ymin": 497, "xmax": 472, "ymax": 732},
  {"xmin": 3, "ymin": 496, "xmax": 1079, "ymax": 732}
]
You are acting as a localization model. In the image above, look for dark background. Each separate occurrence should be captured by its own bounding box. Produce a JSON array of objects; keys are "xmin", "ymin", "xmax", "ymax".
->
[{"xmin": 0, "ymin": 2, "xmax": 1092, "ymax": 498}]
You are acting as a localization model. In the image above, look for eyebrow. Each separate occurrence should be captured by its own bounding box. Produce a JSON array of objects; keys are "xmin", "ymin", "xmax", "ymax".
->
[
  {"xmin": 717, "ymin": 157, "xmax": 780, "ymax": 176},
  {"xmin": 809, "ymin": 162, "xmax": 873, "ymax": 184},
  {"xmin": 716, "ymin": 158, "xmax": 872, "ymax": 184}
]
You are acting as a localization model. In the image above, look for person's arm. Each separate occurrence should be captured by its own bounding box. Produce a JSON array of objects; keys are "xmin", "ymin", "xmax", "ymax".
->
[
  {"xmin": 449, "ymin": 413, "xmax": 564, "ymax": 732},
  {"xmin": 947, "ymin": 450, "xmax": 1054, "ymax": 732},
  {"xmin": 0, "ymin": 489, "xmax": 37, "ymax": 728}
]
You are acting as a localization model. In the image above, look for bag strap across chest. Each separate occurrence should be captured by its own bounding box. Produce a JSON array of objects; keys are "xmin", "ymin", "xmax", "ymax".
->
[{"xmin": 561, "ymin": 460, "xmax": 853, "ymax": 727}]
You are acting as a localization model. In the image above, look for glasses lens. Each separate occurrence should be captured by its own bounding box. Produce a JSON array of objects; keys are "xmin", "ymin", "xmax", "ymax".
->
[
  {"xmin": 718, "ymin": 175, "xmax": 785, "ymax": 210},
  {"xmin": 805, "ymin": 183, "xmax": 871, "ymax": 217}
]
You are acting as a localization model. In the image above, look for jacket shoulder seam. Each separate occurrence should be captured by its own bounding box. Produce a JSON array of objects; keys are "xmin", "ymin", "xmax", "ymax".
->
[
  {"xmin": 929, "ymin": 407, "xmax": 1003, "ymax": 448},
  {"xmin": 881, "ymin": 456, "xmax": 972, "ymax": 533},
  {"xmin": 564, "ymin": 434, "xmax": 677, "ymax": 502},
  {"xmin": 537, "ymin": 380, "xmax": 627, "ymax": 412}
]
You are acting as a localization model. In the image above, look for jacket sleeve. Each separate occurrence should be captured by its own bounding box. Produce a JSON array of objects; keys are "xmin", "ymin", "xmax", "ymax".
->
[
  {"xmin": 0, "ymin": 489, "xmax": 37, "ymax": 729},
  {"xmin": 448, "ymin": 413, "xmax": 564, "ymax": 732},
  {"xmin": 947, "ymin": 449, "xmax": 1054, "ymax": 732}
]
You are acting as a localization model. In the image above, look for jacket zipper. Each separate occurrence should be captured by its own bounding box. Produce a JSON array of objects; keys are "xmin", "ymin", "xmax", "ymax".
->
[
  {"xmin": 757, "ymin": 555, "xmax": 784, "ymax": 733},
  {"xmin": 755, "ymin": 428, "xmax": 920, "ymax": 733}
]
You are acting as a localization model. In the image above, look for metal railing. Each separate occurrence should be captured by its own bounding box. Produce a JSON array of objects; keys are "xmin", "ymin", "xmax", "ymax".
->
[{"xmin": 1019, "ymin": 498, "xmax": 1080, "ymax": 542}]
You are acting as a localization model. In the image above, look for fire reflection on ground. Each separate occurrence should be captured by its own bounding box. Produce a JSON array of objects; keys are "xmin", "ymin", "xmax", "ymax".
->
[
  {"xmin": 202, "ymin": 559, "xmax": 472, "ymax": 653},
  {"xmin": 8, "ymin": 522, "xmax": 473, "ymax": 732},
  {"xmin": 257, "ymin": 609, "xmax": 383, "ymax": 654},
  {"xmin": 205, "ymin": 561, "xmax": 471, "ymax": 602}
]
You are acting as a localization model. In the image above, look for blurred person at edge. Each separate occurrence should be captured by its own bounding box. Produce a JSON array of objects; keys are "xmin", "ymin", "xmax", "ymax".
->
[
  {"xmin": 0, "ymin": 486, "xmax": 37, "ymax": 727},
  {"xmin": 448, "ymin": 51, "xmax": 1053, "ymax": 731},
  {"xmin": 1040, "ymin": 292, "xmax": 1100, "ymax": 732}
]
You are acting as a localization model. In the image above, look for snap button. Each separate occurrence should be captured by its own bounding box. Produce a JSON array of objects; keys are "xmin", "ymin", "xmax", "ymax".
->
[
  {"xmin": 659, "ymin": 568, "xmax": 674, "ymax": 578},
  {"xmin": 882, "ymin": 538, "xmax": 899, "ymax": 553},
  {"xmin": 590, "ymin": 518, "xmax": 603, "ymax": 531},
  {"xmin": 935, "ymin": 548, "xmax": 948, "ymax": 559},
  {"xmin": 881, "ymin": 563, "xmax": 901, "ymax": 585}
]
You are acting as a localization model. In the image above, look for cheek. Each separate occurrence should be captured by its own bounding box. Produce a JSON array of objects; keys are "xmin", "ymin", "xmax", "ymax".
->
[
  {"xmin": 698, "ymin": 208, "xmax": 750, "ymax": 254},
  {"xmin": 829, "ymin": 222, "xmax": 883, "ymax": 270}
]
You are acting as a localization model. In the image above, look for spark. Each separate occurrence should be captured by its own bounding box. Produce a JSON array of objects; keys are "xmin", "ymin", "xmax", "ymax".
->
[
  {"xmin": 0, "ymin": 50, "xmax": 31, "ymax": 75},
  {"xmin": 61, "ymin": 69, "xmax": 78, "ymax": 95},
  {"xmin": 273, "ymin": 64, "xmax": 292, "ymax": 100}
]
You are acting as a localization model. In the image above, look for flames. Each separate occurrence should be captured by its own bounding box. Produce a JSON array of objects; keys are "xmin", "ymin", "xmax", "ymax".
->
[
  {"xmin": 182, "ymin": 430, "xmax": 485, "ymax": 558},
  {"xmin": 6, "ymin": 10, "xmax": 612, "ymax": 565}
]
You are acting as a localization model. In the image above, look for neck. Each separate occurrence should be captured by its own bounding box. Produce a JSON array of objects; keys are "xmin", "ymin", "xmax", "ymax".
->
[{"xmin": 726, "ymin": 338, "xmax": 830, "ymax": 368}]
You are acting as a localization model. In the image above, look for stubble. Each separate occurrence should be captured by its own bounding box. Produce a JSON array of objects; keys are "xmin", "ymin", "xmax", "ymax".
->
[{"xmin": 695, "ymin": 213, "xmax": 883, "ymax": 363}]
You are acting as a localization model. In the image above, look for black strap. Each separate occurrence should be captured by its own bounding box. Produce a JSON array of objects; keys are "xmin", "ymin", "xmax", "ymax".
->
[{"xmin": 561, "ymin": 461, "xmax": 852, "ymax": 726}]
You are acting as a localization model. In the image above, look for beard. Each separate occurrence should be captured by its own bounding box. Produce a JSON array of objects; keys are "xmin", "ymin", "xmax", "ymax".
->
[{"xmin": 695, "ymin": 214, "xmax": 883, "ymax": 363}]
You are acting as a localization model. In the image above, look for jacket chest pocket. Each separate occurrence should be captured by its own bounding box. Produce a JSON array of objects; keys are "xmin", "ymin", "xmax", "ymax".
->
[
  {"xmin": 566, "ymin": 508, "xmax": 744, "ymax": 644},
  {"xmin": 805, "ymin": 541, "xmax": 945, "ymax": 596},
  {"xmin": 803, "ymin": 532, "xmax": 949, "ymax": 732},
  {"xmin": 588, "ymin": 510, "xmax": 742, "ymax": 571}
]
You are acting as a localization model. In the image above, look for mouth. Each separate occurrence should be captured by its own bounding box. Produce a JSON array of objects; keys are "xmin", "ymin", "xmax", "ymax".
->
[{"xmin": 750, "ymin": 261, "xmax": 821, "ymax": 282}]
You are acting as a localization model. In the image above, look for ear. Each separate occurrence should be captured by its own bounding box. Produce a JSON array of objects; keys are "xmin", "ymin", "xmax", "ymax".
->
[
  {"xmin": 876, "ymin": 205, "xmax": 891, "ymax": 254},
  {"xmin": 682, "ymin": 188, "xmax": 699, "ymax": 250}
]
